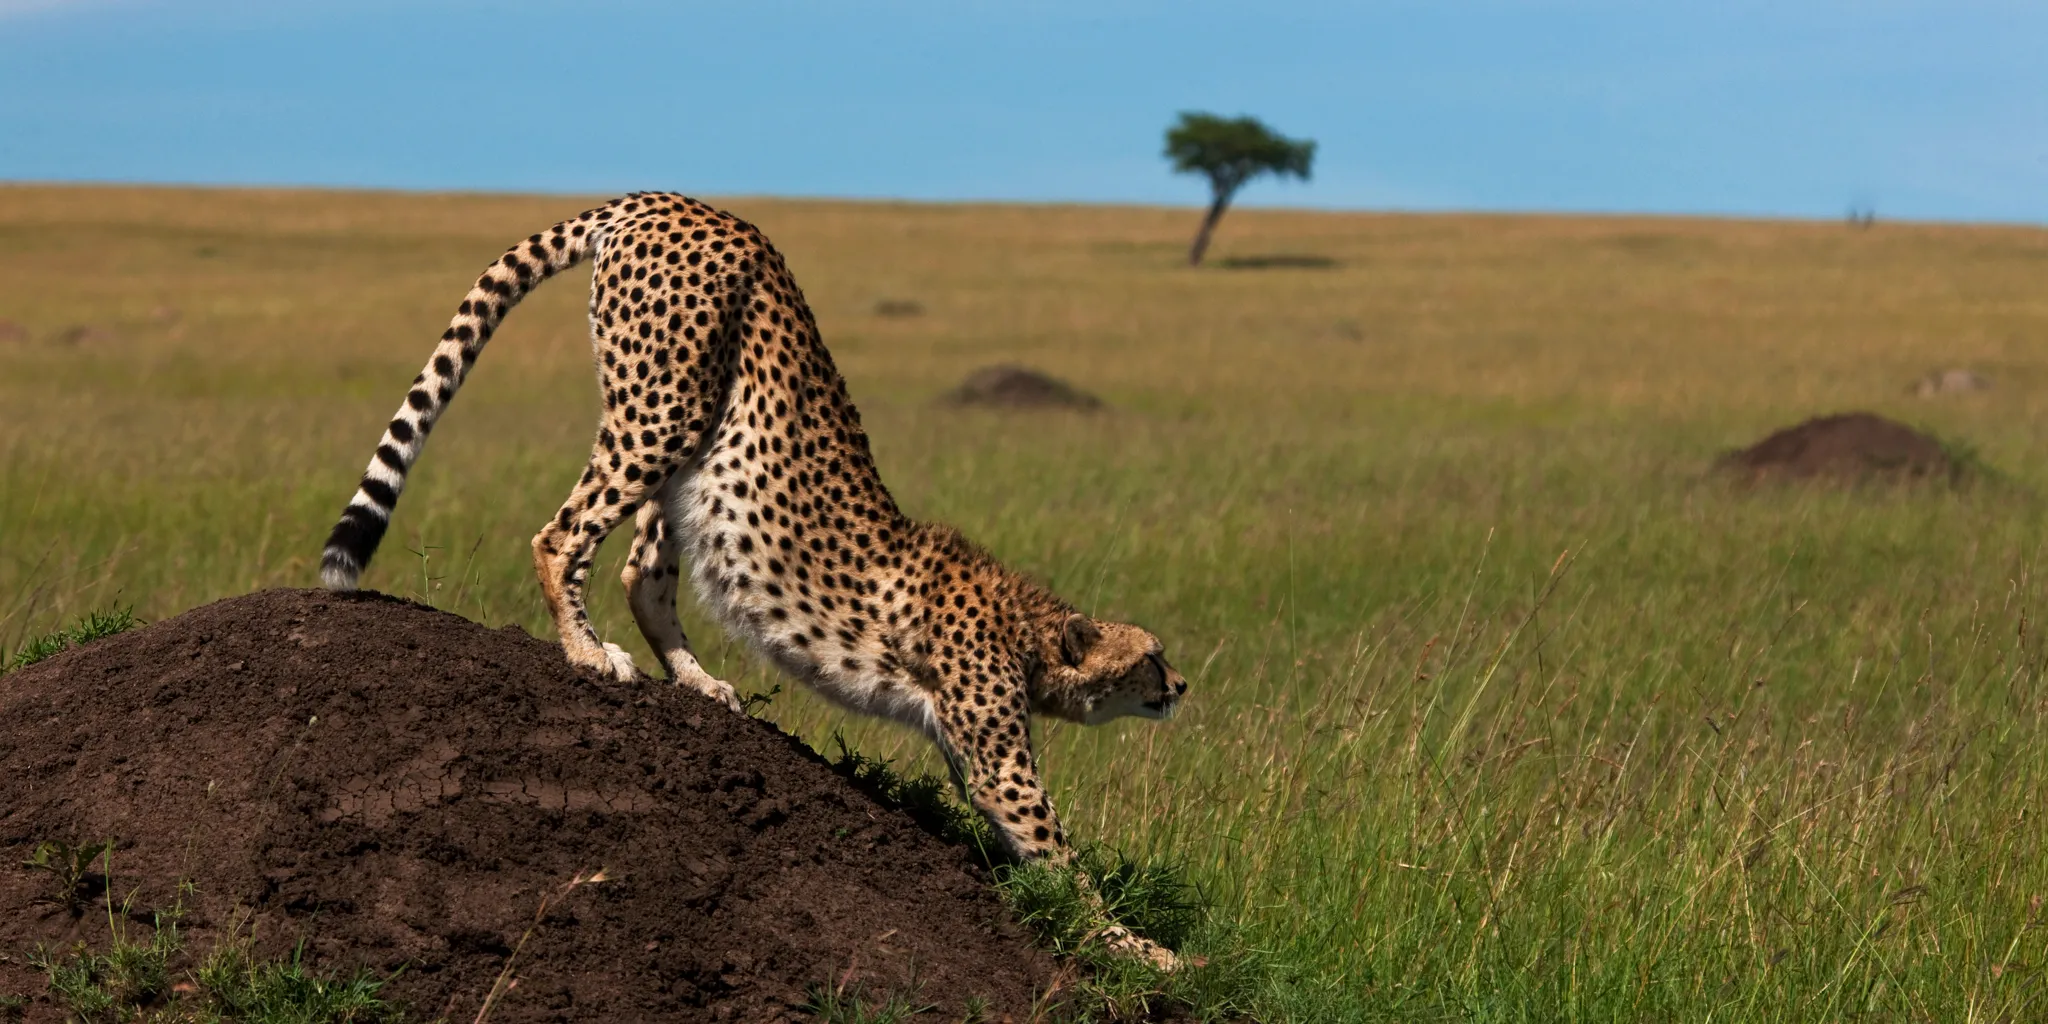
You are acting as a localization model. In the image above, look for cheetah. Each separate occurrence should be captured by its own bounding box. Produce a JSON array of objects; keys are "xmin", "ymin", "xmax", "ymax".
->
[{"xmin": 318, "ymin": 193, "xmax": 1188, "ymax": 960}]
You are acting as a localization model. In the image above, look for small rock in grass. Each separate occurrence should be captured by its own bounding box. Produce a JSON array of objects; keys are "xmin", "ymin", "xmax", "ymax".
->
[
  {"xmin": 1910, "ymin": 368, "xmax": 1990, "ymax": 397},
  {"xmin": 52, "ymin": 324, "xmax": 117, "ymax": 347}
]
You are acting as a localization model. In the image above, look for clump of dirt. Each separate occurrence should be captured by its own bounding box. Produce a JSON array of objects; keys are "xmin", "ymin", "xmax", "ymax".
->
[
  {"xmin": 1718, "ymin": 412, "xmax": 1960, "ymax": 484},
  {"xmin": 0, "ymin": 319, "xmax": 27, "ymax": 343},
  {"xmin": 943, "ymin": 365, "xmax": 1104, "ymax": 411},
  {"xmin": 0, "ymin": 589, "xmax": 1056, "ymax": 1022}
]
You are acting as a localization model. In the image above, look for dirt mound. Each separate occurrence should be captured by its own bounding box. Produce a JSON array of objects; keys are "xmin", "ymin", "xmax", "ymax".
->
[
  {"xmin": 0, "ymin": 590, "xmax": 1055, "ymax": 1022},
  {"xmin": 1718, "ymin": 412, "xmax": 1958, "ymax": 484},
  {"xmin": 942, "ymin": 366, "xmax": 1103, "ymax": 411}
]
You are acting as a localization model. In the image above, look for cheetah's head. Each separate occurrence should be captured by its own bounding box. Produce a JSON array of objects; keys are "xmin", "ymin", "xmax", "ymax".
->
[{"xmin": 1030, "ymin": 615, "xmax": 1187, "ymax": 725}]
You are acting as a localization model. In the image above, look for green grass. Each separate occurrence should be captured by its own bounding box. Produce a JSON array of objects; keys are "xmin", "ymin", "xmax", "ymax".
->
[
  {"xmin": 189, "ymin": 937, "xmax": 403, "ymax": 1024},
  {"xmin": 22, "ymin": 839, "xmax": 116, "ymax": 917},
  {"xmin": 29, "ymin": 908, "xmax": 181, "ymax": 1023},
  {"xmin": 996, "ymin": 848, "xmax": 1236, "ymax": 1023},
  {"xmin": 27, "ymin": 922, "xmax": 407, "ymax": 1024},
  {"xmin": 3, "ymin": 606, "xmax": 137, "ymax": 672},
  {"xmin": 826, "ymin": 736, "xmax": 1252, "ymax": 1021},
  {"xmin": 803, "ymin": 981, "xmax": 939, "ymax": 1024},
  {"xmin": 13, "ymin": 847, "xmax": 407, "ymax": 1024},
  {"xmin": 5, "ymin": 185, "xmax": 2048, "ymax": 1021}
]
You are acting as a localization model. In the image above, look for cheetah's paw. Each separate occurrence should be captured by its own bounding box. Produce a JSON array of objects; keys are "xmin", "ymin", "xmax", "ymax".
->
[
  {"xmin": 567, "ymin": 641, "xmax": 645, "ymax": 682},
  {"xmin": 598, "ymin": 642, "xmax": 645, "ymax": 681},
  {"xmin": 678, "ymin": 669, "xmax": 743, "ymax": 713},
  {"xmin": 666, "ymin": 653, "xmax": 744, "ymax": 713},
  {"xmin": 1094, "ymin": 925, "xmax": 1182, "ymax": 972}
]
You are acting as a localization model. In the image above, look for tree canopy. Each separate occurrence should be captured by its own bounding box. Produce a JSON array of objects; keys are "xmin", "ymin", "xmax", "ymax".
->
[{"xmin": 1164, "ymin": 112, "xmax": 1315, "ymax": 265}]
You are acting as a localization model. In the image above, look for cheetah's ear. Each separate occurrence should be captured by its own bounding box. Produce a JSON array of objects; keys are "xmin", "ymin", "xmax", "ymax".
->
[{"xmin": 1061, "ymin": 615, "xmax": 1101, "ymax": 667}]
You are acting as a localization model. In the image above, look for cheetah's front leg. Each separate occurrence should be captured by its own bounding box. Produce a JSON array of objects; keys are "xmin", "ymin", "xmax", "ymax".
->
[
  {"xmin": 931, "ymin": 676, "xmax": 1181, "ymax": 971},
  {"xmin": 931, "ymin": 673, "xmax": 1069, "ymax": 861}
]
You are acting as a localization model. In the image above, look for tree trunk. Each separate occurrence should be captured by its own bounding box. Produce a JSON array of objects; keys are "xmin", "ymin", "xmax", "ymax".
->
[{"xmin": 1187, "ymin": 190, "xmax": 1233, "ymax": 266}]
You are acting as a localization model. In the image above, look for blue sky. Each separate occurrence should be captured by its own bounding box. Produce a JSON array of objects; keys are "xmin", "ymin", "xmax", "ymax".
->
[{"xmin": 2, "ymin": 0, "xmax": 2044, "ymax": 222}]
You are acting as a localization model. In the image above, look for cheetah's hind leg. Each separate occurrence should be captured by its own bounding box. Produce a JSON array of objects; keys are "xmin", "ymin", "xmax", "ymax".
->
[
  {"xmin": 531, "ymin": 441, "xmax": 675, "ymax": 683},
  {"xmin": 622, "ymin": 476, "xmax": 741, "ymax": 712}
]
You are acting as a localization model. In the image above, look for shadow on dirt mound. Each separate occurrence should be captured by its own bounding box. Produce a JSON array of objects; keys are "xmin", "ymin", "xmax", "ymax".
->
[
  {"xmin": 1717, "ymin": 412, "xmax": 1965, "ymax": 486},
  {"xmin": 0, "ymin": 589, "xmax": 1056, "ymax": 1023}
]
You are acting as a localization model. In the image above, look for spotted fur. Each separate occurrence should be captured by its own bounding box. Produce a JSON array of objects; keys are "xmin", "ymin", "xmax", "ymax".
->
[{"xmin": 320, "ymin": 193, "xmax": 1189, "ymax": 869}]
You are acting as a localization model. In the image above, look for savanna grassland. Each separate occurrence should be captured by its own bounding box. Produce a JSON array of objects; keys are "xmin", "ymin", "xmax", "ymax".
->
[{"xmin": 3, "ymin": 185, "xmax": 2047, "ymax": 1022}]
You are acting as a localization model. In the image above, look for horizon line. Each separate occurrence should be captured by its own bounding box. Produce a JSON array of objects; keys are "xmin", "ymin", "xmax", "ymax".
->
[{"xmin": 4, "ymin": 177, "xmax": 2042, "ymax": 232}]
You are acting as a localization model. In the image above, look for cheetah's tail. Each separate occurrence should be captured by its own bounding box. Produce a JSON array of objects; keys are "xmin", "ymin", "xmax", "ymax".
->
[{"xmin": 319, "ymin": 196, "xmax": 636, "ymax": 591}]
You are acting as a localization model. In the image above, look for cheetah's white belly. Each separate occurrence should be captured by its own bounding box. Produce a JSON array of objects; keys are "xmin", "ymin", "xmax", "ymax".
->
[{"xmin": 670, "ymin": 470, "xmax": 935, "ymax": 736}]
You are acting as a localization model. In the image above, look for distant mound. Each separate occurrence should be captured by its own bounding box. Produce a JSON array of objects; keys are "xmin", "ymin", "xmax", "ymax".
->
[
  {"xmin": 1214, "ymin": 254, "xmax": 1338, "ymax": 270},
  {"xmin": 1718, "ymin": 412, "xmax": 1960, "ymax": 484},
  {"xmin": 0, "ymin": 590, "xmax": 1052, "ymax": 1023},
  {"xmin": 943, "ymin": 365, "xmax": 1104, "ymax": 411},
  {"xmin": 872, "ymin": 298, "xmax": 925, "ymax": 318}
]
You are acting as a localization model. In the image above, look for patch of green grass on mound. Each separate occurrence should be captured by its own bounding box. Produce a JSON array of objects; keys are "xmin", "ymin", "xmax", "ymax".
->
[
  {"xmin": 9, "ymin": 843, "xmax": 413, "ymax": 1024},
  {"xmin": 3, "ymin": 606, "xmax": 138, "ymax": 673},
  {"xmin": 827, "ymin": 737, "xmax": 1291, "ymax": 1023},
  {"xmin": 802, "ymin": 981, "xmax": 937, "ymax": 1024},
  {"xmin": 29, "ymin": 924, "xmax": 408, "ymax": 1024}
]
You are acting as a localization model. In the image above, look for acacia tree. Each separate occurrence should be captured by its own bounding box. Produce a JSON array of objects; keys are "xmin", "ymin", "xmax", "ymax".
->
[{"xmin": 1165, "ymin": 112, "xmax": 1316, "ymax": 266}]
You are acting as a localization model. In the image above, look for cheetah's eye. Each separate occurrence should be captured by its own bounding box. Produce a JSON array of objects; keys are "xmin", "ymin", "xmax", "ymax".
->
[{"xmin": 1135, "ymin": 654, "xmax": 1165, "ymax": 685}]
